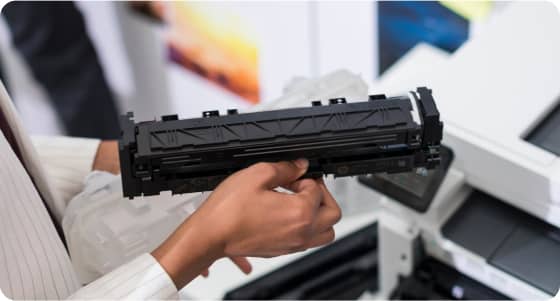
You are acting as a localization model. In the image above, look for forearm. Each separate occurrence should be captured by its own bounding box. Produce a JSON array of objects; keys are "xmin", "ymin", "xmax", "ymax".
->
[{"xmin": 151, "ymin": 213, "xmax": 223, "ymax": 290}]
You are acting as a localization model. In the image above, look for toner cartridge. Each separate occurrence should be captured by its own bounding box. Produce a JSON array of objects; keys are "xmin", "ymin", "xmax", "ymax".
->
[{"xmin": 119, "ymin": 87, "xmax": 443, "ymax": 198}]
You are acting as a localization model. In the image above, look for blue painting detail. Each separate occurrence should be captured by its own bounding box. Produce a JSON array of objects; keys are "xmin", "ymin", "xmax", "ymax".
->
[{"xmin": 378, "ymin": 1, "xmax": 469, "ymax": 75}]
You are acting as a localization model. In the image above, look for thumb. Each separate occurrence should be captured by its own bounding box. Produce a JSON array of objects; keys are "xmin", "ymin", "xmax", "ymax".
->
[{"xmin": 249, "ymin": 159, "xmax": 308, "ymax": 189}]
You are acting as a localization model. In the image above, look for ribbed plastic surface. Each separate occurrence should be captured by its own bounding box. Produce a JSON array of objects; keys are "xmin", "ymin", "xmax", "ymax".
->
[{"xmin": 119, "ymin": 87, "xmax": 442, "ymax": 197}]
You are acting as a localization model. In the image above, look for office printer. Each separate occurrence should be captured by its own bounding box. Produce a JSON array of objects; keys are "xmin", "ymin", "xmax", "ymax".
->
[
  {"xmin": 363, "ymin": 2, "xmax": 560, "ymax": 299},
  {"xmin": 179, "ymin": 3, "xmax": 560, "ymax": 299}
]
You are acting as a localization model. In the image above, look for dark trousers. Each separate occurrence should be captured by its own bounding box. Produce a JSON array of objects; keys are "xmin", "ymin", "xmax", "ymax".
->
[
  {"xmin": 0, "ymin": 56, "xmax": 5, "ymax": 88},
  {"xmin": 2, "ymin": 1, "xmax": 120, "ymax": 139}
]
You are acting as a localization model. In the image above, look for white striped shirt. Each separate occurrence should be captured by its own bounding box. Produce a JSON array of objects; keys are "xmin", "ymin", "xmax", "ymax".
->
[{"xmin": 0, "ymin": 81, "xmax": 178, "ymax": 299}]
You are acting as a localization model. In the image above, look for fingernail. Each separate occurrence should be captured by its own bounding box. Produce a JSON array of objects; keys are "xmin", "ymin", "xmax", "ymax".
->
[{"xmin": 293, "ymin": 158, "xmax": 309, "ymax": 169}]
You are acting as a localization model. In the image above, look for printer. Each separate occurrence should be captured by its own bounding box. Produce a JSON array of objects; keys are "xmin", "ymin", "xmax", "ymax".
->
[
  {"xmin": 362, "ymin": 1, "xmax": 560, "ymax": 299},
  {"xmin": 175, "ymin": 2, "xmax": 560, "ymax": 299}
]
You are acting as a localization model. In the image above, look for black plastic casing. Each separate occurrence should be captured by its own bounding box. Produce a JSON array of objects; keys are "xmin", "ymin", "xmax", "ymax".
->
[
  {"xmin": 119, "ymin": 87, "xmax": 443, "ymax": 198},
  {"xmin": 224, "ymin": 222, "xmax": 379, "ymax": 299},
  {"xmin": 358, "ymin": 145, "xmax": 453, "ymax": 213}
]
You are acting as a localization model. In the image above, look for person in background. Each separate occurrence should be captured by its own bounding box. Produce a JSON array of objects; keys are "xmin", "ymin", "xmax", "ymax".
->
[
  {"xmin": 1, "ymin": 1, "xmax": 121, "ymax": 139},
  {"xmin": 0, "ymin": 56, "xmax": 5, "ymax": 87}
]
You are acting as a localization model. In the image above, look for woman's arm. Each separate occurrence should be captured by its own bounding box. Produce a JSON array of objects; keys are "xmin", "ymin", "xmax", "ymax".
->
[
  {"xmin": 152, "ymin": 159, "xmax": 342, "ymax": 290},
  {"xmin": 68, "ymin": 253, "xmax": 178, "ymax": 299},
  {"xmin": 68, "ymin": 159, "xmax": 342, "ymax": 298}
]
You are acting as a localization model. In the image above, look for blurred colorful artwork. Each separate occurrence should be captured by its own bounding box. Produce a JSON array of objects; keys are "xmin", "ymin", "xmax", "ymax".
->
[
  {"xmin": 440, "ymin": 1, "xmax": 493, "ymax": 21},
  {"xmin": 377, "ymin": 1, "xmax": 470, "ymax": 75},
  {"xmin": 166, "ymin": 2, "xmax": 260, "ymax": 104}
]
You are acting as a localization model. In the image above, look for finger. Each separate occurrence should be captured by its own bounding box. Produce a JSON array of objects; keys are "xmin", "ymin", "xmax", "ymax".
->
[
  {"xmin": 230, "ymin": 256, "xmax": 252, "ymax": 274},
  {"xmin": 312, "ymin": 205, "xmax": 342, "ymax": 234},
  {"xmin": 310, "ymin": 180, "xmax": 342, "ymax": 233},
  {"xmin": 317, "ymin": 179, "xmax": 340, "ymax": 210},
  {"xmin": 247, "ymin": 159, "xmax": 308, "ymax": 189},
  {"xmin": 287, "ymin": 178, "xmax": 323, "ymax": 211},
  {"xmin": 305, "ymin": 227, "xmax": 336, "ymax": 249},
  {"xmin": 201, "ymin": 268, "xmax": 209, "ymax": 277}
]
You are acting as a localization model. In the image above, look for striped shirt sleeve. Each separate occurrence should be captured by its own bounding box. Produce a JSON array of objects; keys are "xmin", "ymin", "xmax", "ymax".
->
[
  {"xmin": 31, "ymin": 136, "xmax": 100, "ymax": 208},
  {"xmin": 68, "ymin": 253, "xmax": 178, "ymax": 300}
]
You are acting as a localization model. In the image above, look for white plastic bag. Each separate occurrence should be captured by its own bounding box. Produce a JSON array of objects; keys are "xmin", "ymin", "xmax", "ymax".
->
[{"xmin": 62, "ymin": 171, "xmax": 209, "ymax": 284}]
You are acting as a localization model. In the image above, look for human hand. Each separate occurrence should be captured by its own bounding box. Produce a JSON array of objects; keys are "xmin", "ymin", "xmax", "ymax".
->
[
  {"xmin": 200, "ymin": 159, "xmax": 342, "ymax": 258},
  {"xmin": 93, "ymin": 140, "xmax": 120, "ymax": 174},
  {"xmin": 200, "ymin": 256, "xmax": 252, "ymax": 278},
  {"xmin": 152, "ymin": 159, "xmax": 342, "ymax": 289}
]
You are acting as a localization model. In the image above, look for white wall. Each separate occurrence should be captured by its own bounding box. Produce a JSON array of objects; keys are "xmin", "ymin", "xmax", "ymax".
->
[
  {"xmin": 0, "ymin": 2, "xmax": 383, "ymax": 132},
  {"xmin": 4, "ymin": 2, "xmax": 379, "ymax": 131}
]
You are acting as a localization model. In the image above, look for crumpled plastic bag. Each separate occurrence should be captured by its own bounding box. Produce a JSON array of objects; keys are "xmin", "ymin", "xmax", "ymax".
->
[{"xmin": 62, "ymin": 171, "xmax": 209, "ymax": 284}]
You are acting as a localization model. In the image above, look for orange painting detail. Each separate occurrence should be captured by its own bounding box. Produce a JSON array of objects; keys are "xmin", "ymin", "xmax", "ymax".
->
[{"xmin": 166, "ymin": 2, "xmax": 260, "ymax": 104}]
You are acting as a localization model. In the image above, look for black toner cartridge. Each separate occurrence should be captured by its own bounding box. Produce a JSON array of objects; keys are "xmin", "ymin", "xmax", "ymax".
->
[{"xmin": 119, "ymin": 87, "xmax": 443, "ymax": 198}]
